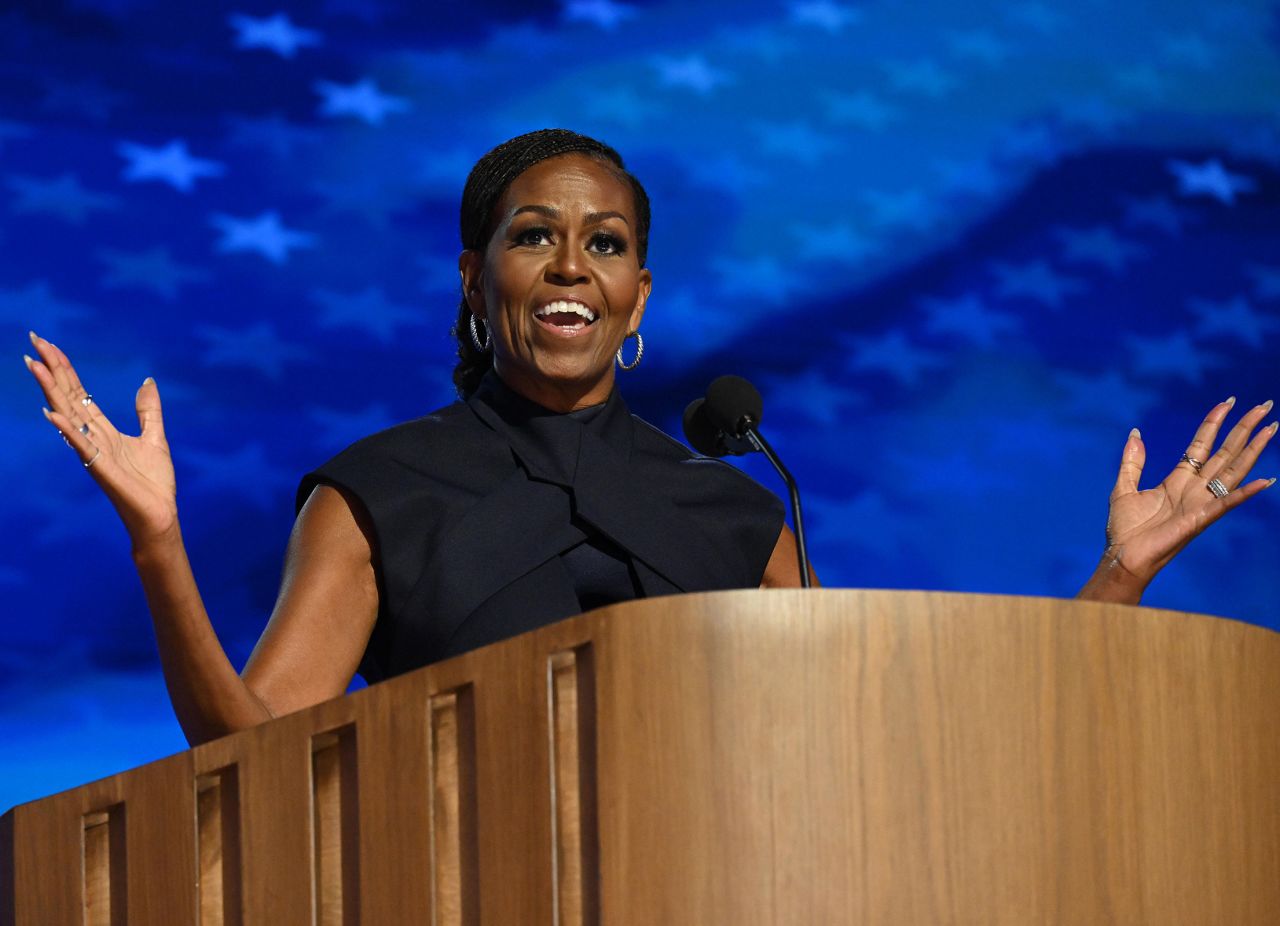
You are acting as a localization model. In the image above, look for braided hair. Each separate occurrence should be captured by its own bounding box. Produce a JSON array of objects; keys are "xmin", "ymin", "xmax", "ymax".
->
[{"xmin": 451, "ymin": 129, "xmax": 651, "ymax": 398}]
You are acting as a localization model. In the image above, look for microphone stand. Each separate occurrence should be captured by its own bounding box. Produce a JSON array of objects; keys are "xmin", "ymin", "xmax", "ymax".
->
[{"xmin": 742, "ymin": 417, "xmax": 811, "ymax": 589}]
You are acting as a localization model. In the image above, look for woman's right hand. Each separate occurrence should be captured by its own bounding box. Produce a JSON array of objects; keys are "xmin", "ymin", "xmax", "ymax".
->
[{"xmin": 25, "ymin": 331, "xmax": 179, "ymax": 548}]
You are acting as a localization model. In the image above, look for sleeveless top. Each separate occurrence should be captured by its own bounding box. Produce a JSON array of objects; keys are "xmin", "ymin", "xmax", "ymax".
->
[{"xmin": 296, "ymin": 371, "xmax": 786, "ymax": 683}]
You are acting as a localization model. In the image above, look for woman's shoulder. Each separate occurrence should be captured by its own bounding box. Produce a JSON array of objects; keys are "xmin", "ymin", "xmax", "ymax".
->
[{"xmin": 628, "ymin": 414, "xmax": 785, "ymax": 509}]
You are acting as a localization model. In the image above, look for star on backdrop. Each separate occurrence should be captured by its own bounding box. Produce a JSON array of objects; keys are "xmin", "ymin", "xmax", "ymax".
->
[
  {"xmin": 228, "ymin": 11, "xmax": 322, "ymax": 58},
  {"xmin": 6, "ymin": 174, "xmax": 121, "ymax": 224},
  {"xmin": 117, "ymin": 140, "xmax": 226, "ymax": 193},
  {"xmin": 313, "ymin": 78, "xmax": 411, "ymax": 125},
  {"xmin": 210, "ymin": 211, "xmax": 316, "ymax": 264},
  {"xmin": 1167, "ymin": 158, "xmax": 1257, "ymax": 205}
]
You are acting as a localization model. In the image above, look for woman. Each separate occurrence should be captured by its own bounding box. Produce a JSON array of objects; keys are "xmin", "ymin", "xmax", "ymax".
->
[{"xmin": 24, "ymin": 130, "xmax": 1277, "ymax": 746}]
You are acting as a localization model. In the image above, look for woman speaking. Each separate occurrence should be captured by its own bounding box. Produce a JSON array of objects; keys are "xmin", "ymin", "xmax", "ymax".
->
[{"xmin": 24, "ymin": 130, "xmax": 1276, "ymax": 746}]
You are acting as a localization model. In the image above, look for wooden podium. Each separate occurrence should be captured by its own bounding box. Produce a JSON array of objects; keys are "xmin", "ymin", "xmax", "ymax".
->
[{"xmin": 3, "ymin": 590, "xmax": 1279, "ymax": 924}]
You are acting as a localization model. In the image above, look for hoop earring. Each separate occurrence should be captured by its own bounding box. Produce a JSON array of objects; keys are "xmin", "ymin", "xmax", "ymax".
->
[
  {"xmin": 616, "ymin": 330, "xmax": 644, "ymax": 370},
  {"xmin": 468, "ymin": 312, "xmax": 491, "ymax": 352}
]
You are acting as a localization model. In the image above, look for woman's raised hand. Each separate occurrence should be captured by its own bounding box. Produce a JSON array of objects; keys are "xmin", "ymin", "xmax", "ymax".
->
[
  {"xmin": 1081, "ymin": 397, "xmax": 1276, "ymax": 603},
  {"xmin": 24, "ymin": 332, "xmax": 178, "ymax": 547}
]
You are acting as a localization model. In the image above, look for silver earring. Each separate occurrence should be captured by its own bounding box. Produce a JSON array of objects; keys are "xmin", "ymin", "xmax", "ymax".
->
[
  {"xmin": 468, "ymin": 312, "xmax": 491, "ymax": 352},
  {"xmin": 616, "ymin": 330, "xmax": 644, "ymax": 370}
]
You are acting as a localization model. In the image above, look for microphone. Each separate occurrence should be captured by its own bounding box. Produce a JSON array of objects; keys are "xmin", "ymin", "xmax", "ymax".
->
[{"xmin": 685, "ymin": 375, "xmax": 813, "ymax": 589}]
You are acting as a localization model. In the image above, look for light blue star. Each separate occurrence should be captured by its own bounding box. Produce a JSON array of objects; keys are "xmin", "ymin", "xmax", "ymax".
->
[
  {"xmin": 1054, "ymin": 225, "xmax": 1147, "ymax": 274},
  {"xmin": 989, "ymin": 260, "xmax": 1087, "ymax": 309},
  {"xmin": 314, "ymin": 78, "xmax": 411, "ymax": 125},
  {"xmin": 0, "ymin": 280, "xmax": 91, "ymax": 335},
  {"xmin": 1125, "ymin": 331, "xmax": 1222, "ymax": 384},
  {"xmin": 1052, "ymin": 369, "xmax": 1159, "ymax": 424},
  {"xmin": 181, "ymin": 443, "xmax": 292, "ymax": 508},
  {"xmin": 864, "ymin": 189, "xmax": 935, "ymax": 232},
  {"xmin": 7, "ymin": 174, "xmax": 121, "ymax": 224},
  {"xmin": 1167, "ymin": 158, "xmax": 1256, "ymax": 205},
  {"xmin": 884, "ymin": 58, "xmax": 957, "ymax": 98},
  {"xmin": 918, "ymin": 293, "xmax": 1020, "ymax": 347},
  {"xmin": 1120, "ymin": 195, "xmax": 1191, "ymax": 235},
  {"xmin": 842, "ymin": 330, "xmax": 946, "ymax": 387},
  {"xmin": 224, "ymin": 113, "xmax": 322, "ymax": 159},
  {"xmin": 652, "ymin": 55, "xmax": 730, "ymax": 96},
  {"xmin": 788, "ymin": 1, "xmax": 861, "ymax": 33},
  {"xmin": 210, "ymin": 211, "xmax": 316, "ymax": 264},
  {"xmin": 788, "ymin": 223, "xmax": 877, "ymax": 263},
  {"xmin": 311, "ymin": 287, "xmax": 424, "ymax": 343},
  {"xmin": 96, "ymin": 247, "xmax": 210, "ymax": 301},
  {"xmin": 1188, "ymin": 296, "xmax": 1279, "ymax": 348},
  {"xmin": 196, "ymin": 322, "xmax": 313, "ymax": 380},
  {"xmin": 229, "ymin": 12, "xmax": 321, "ymax": 58},
  {"xmin": 823, "ymin": 91, "xmax": 899, "ymax": 131},
  {"xmin": 1246, "ymin": 265, "xmax": 1280, "ymax": 301},
  {"xmin": 944, "ymin": 29, "xmax": 1010, "ymax": 65},
  {"xmin": 309, "ymin": 403, "xmax": 399, "ymax": 449},
  {"xmin": 117, "ymin": 139, "xmax": 225, "ymax": 193},
  {"xmin": 753, "ymin": 121, "xmax": 839, "ymax": 165},
  {"xmin": 562, "ymin": 0, "xmax": 636, "ymax": 30}
]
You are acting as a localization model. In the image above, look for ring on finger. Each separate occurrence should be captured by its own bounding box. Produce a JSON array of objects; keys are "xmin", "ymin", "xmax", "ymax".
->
[
  {"xmin": 79, "ymin": 423, "xmax": 90, "ymax": 437},
  {"xmin": 81, "ymin": 394, "xmax": 93, "ymax": 407},
  {"xmin": 1207, "ymin": 478, "xmax": 1229, "ymax": 499},
  {"xmin": 84, "ymin": 449, "xmax": 101, "ymax": 469},
  {"xmin": 1180, "ymin": 453, "xmax": 1205, "ymax": 474}
]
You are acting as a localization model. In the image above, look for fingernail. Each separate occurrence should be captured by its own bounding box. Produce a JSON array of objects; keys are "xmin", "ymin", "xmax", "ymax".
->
[
  {"xmin": 28, "ymin": 331, "xmax": 38, "ymax": 346},
  {"xmin": 1268, "ymin": 478, "xmax": 1277, "ymax": 488},
  {"xmin": 22, "ymin": 353, "xmax": 33, "ymax": 369},
  {"xmin": 1224, "ymin": 396, "xmax": 1237, "ymax": 408},
  {"xmin": 1264, "ymin": 399, "xmax": 1275, "ymax": 413},
  {"xmin": 41, "ymin": 406, "xmax": 51, "ymax": 420},
  {"xmin": 143, "ymin": 376, "xmax": 155, "ymax": 386},
  {"xmin": 1269, "ymin": 421, "xmax": 1279, "ymax": 434},
  {"xmin": 1129, "ymin": 427, "xmax": 1141, "ymax": 440}
]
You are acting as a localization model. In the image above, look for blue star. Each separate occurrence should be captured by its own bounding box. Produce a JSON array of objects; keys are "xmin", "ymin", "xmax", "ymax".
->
[
  {"xmin": 224, "ymin": 113, "xmax": 322, "ymax": 159},
  {"xmin": 989, "ymin": 260, "xmax": 1087, "ymax": 309},
  {"xmin": 0, "ymin": 280, "xmax": 91, "ymax": 335},
  {"xmin": 196, "ymin": 322, "xmax": 313, "ymax": 380},
  {"xmin": 1188, "ymin": 296, "xmax": 1279, "ymax": 348},
  {"xmin": 944, "ymin": 29, "xmax": 1010, "ymax": 66},
  {"xmin": 1125, "ymin": 331, "xmax": 1222, "ymax": 383},
  {"xmin": 96, "ymin": 247, "xmax": 210, "ymax": 301},
  {"xmin": 309, "ymin": 403, "xmax": 399, "ymax": 449},
  {"xmin": 210, "ymin": 211, "xmax": 316, "ymax": 264},
  {"xmin": 864, "ymin": 189, "xmax": 935, "ymax": 232},
  {"xmin": 314, "ymin": 78, "xmax": 411, "ymax": 125},
  {"xmin": 1246, "ymin": 265, "xmax": 1280, "ymax": 301},
  {"xmin": 884, "ymin": 58, "xmax": 957, "ymax": 98},
  {"xmin": 753, "ymin": 121, "xmax": 839, "ymax": 165},
  {"xmin": 823, "ymin": 91, "xmax": 899, "ymax": 131},
  {"xmin": 788, "ymin": 223, "xmax": 877, "ymax": 263},
  {"xmin": 1052, "ymin": 369, "xmax": 1160, "ymax": 424},
  {"xmin": 918, "ymin": 293, "xmax": 1020, "ymax": 348},
  {"xmin": 1120, "ymin": 195, "xmax": 1191, "ymax": 235},
  {"xmin": 0, "ymin": 120, "xmax": 32, "ymax": 151},
  {"xmin": 562, "ymin": 0, "xmax": 636, "ymax": 30},
  {"xmin": 181, "ymin": 443, "xmax": 293, "ymax": 508},
  {"xmin": 842, "ymin": 330, "xmax": 946, "ymax": 387},
  {"xmin": 1167, "ymin": 158, "xmax": 1256, "ymax": 205},
  {"xmin": 229, "ymin": 12, "xmax": 321, "ymax": 58},
  {"xmin": 117, "ymin": 139, "xmax": 225, "ymax": 193},
  {"xmin": 652, "ymin": 55, "xmax": 730, "ymax": 96},
  {"xmin": 7, "ymin": 173, "xmax": 121, "ymax": 224},
  {"xmin": 1054, "ymin": 225, "xmax": 1147, "ymax": 274},
  {"xmin": 761, "ymin": 371, "xmax": 865, "ymax": 426},
  {"xmin": 311, "ymin": 287, "xmax": 424, "ymax": 343},
  {"xmin": 788, "ymin": 1, "xmax": 861, "ymax": 33}
]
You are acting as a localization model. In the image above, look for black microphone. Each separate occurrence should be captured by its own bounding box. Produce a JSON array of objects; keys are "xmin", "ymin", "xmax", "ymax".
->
[{"xmin": 686, "ymin": 375, "xmax": 813, "ymax": 589}]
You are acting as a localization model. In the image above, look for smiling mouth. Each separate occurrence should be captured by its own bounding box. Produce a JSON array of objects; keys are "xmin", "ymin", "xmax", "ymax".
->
[{"xmin": 534, "ymin": 299, "xmax": 599, "ymax": 335}]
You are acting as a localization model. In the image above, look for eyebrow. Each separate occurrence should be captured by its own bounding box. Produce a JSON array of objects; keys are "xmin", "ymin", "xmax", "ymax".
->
[{"xmin": 511, "ymin": 204, "xmax": 630, "ymax": 226}]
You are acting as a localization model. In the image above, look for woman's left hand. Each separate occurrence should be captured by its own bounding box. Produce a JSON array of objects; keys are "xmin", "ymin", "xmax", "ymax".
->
[{"xmin": 1078, "ymin": 397, "xmax": 1276, "ymax": 604}]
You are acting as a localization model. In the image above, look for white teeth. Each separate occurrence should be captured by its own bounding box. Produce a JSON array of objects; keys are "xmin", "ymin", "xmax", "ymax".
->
[{"xmin": 535, "ymin": 300, "xmax": 597, "ymax": 322}]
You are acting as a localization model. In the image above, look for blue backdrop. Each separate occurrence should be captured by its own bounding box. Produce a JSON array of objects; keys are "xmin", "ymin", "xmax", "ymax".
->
[{"xmin": 2, "ymin": 0, "xmax": 1277, "ymax": 812}]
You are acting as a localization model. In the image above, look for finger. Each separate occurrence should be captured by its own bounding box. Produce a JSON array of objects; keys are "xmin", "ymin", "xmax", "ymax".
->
[
  {"xmin": 29, "ymin": 332, "xmax": 84, "ymax": 406},
  {"xmin": 1213, "ymin": 420, "xmax": 1278, "ymax": 489},
  {"xmin": 1200, "ymin": 476, "xmax": 1275, "ymax": 526},
  {"xmin": 1181, "ymin": 397, "xmax": 1236, "ymax": 471},
  {"xmin": 41, "ymin": 405, "xmax": 102, "ymax": 473},
  {"xmin": 26, "ymin": 335, "xmax": 121, "ymax": 440},
  {"xmin": 135, "ymin": 377, "xmax": 166, "ymax": 443},
  {"xmin": 1111, "ymin": 427, "xmax": 1145, "ymax": 498},
  {"xmin": 1202, "ymin": 399, "xmax": 1274, "ymax": 481}
]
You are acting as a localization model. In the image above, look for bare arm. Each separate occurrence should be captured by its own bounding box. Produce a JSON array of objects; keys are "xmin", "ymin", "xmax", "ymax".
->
[{"xmin": 760, "ymin": 524, "xmax": 820, "ymax": 588}]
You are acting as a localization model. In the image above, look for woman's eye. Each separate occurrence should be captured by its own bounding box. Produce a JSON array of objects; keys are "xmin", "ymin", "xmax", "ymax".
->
[
  {"xmin": 589, "ymin": 233, "xmax": 626, "ymax": 255},
  {"xmin": 516, "ymin": 227, "xmax": 552, "ymax": 246}
]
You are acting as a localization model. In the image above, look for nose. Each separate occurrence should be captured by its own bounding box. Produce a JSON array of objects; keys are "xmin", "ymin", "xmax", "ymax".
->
[{"xmin": 545, "ymin": 241, "xmax": 588, "ymax": 285}]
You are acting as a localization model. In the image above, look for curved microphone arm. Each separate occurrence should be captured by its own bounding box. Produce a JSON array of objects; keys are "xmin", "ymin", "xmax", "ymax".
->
[{"xmin": 742, "ymin": 417, "xmax": 812, "ymax": 589}]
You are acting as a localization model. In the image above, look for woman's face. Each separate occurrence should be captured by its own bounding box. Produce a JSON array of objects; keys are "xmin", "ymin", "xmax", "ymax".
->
[{"xmin": 460, "ymin": 153, "xmax": 652, "ymax": 411}]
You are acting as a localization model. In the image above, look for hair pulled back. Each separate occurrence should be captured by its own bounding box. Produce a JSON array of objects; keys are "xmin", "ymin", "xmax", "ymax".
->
[{"xmin": 451, "ymin": 128, "xmax": 651, "ymax": 398}]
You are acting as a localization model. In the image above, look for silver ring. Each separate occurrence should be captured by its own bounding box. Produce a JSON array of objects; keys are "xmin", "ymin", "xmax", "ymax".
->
[
  {"xmin": 1207, "ymin": 478, "xmax": 1229, "ymax": 499},
  {"xmin": 81, "ymin": 394, "xmax": 93, "ymax": 407},
  {"xmin": 79, "ymin": 423, "xmax": 90, "ymax": 436},
  {"xmin": 84, "ymin": 449, "xmax": 101, "ymax": 469},
  {"xmin": 1180, "ymin": 453, "xmax": 1204, "ymax": 474}
]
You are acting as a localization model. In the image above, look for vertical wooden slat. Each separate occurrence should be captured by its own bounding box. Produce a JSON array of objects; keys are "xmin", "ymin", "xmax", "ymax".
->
[
  {"xmin": 196, "ymin": 766, "xmax": 242, "ymax": 926},
  {"xmin": 82, "ymin": 805, "xmax": 126, "ymax": 926},
  {"xmin": 428, "ymin": 687, "xmax": 478, "ymax": 926},
  {"xmin": 311, "ymin": 727, "xmax": 360, "ymax": 926},
  {"xmin": 548, "ymin": 645, "xmax": 599, "ymax": 926}
]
